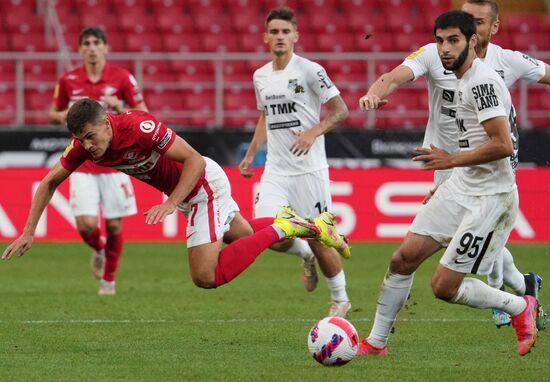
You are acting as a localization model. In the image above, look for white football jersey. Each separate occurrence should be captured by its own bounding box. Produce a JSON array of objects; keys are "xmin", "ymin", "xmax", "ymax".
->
[
  {"xmin": 253, "ymin": 53, "xmax": 340, "ymax": 176},
  {"xmin": 449, "ymin": 59, "xmax": 516, "ymax": 196},
  {"xmin": 401, "ymin": 42, "xmax": 545, "ymax": 154},
  {"xmin": 402, "ymin": 44, "xmax": 460, "ymax": 155}
]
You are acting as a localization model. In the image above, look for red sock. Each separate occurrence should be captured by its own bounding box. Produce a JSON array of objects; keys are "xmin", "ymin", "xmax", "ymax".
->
[
  {"xmin": 249, "ymin": 217, "xmax": 274, "ymax": 233},
  {"xmin": 103, "ymin": 232, "xmax": 123, "ymax": 282},
  {"xmin": 83, "ymin": 227, "xmax": 105, "ymax": 252},
  {"xmin": 214, "ymin": 226, "xmax": 279, "ymax": 287}
]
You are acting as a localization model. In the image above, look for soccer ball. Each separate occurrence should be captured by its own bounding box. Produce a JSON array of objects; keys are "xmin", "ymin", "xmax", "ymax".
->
[{"xmin": 307, "ymin": 316, "xmax": 359, "ymax": 366}]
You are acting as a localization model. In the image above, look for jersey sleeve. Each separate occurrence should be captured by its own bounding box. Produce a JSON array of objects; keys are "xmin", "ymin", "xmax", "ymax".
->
[
  {"xmin": 506, "ymin": 50, "xmax": 546, "ymax": 83},
  {"xmin": 52, "ymin": 77, "xmax": 69, "ymax": 110},
  {"xmin": 253, "ymin": 73, "xmax": 263, "ymax": 111},
  {"xmin": 133, "ymin": 112, "xmax": 176, "ymax": 154},
  {"xmin": 306, "ymin": 62, "xmax": 340, "ymax": 104},
  {"xmin": 120, "ymin": 71, "xmax": 145, "ymax": 108},
  {"xmin": 59, "ymin": 138, "xmax": 91, "ymax": 171},
  {"xmin": 401, "ymin": 44, "xmax": 433, "ymax": 80},
  {"xmin": 468, "ymin": 78, "xmax": 508, "ymax": 124}
]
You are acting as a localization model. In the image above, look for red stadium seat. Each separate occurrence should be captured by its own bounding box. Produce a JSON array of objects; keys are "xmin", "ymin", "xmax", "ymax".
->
[
  {"xmin": 317, "ymin": 33, "xmax": 357, "ymax": 52},
  {"xmin": 24, "ymin": 61, "xmax": 57, "ymax": 83},
  {"xmin": 80, "ymin": 14, "xmax": 121, "ymax": 35},
  {"xmin": 0, "ymin": 87, "xmax": 16, "ymax": 124},
  {"xmin": 294, "ymin": 34, "xmax": 319, "ymax": 52},
  {"xmin": 201, "ymin": 34, "xmax": 240, "ymax": 52},
  {"xmin": 220, "ymin": 62, "xmax": 251, "ymax": 83},
  {"xmin": 489, "ymin": 32, "xmax": 512, "ymax": 49},
  {"xmin": 142, "ymin": 61, "xmax": 178, "ymax": 83},
  {"xmin": 506, "ymin": 14, "xmax": 540, "ymax": 34},
  {"xmin": 307, "ymin": 13, "xmax": 349, "ymax": 34},
  {"xmin": 183, "ymin": 89, "xmax": 216, "ymax": 127},
  {"xmin": 25, "ymin": 87, "xmax": 54, "ymax": 125},
  {"xmin": 58, "ymin": 15, "xmax": 82, "ymax": 35},
  {"xmin": 231, "ymin": 8, "xmax": 264, "ymax": 33},
  {"xmin": 193, "ymin": 13, "xmax": 232, "ymax": 34},
  {"xmin": 163, "ymin": 33, "xmax": 202, "ymax": 52},
  {"xmin": 0, "ymin": 61, "xmax": 15, "ymax": 84},
  {"xmin": 174, "ymin": 62, "xmax": 214, "ymax": 83},
  {"xmin": 512, "ymin": 33, "xmax": 550, "ymax": 52},
  {"xmin": 239, "ymin": 34, "xmax": 267, "ymax": 52},
  {"xmin": 75, "ymin": 0, "xmax": 112, "ymax": 17},
  {"xmin": 4, "ymin": 14, "xmax": 45, "ymax": 34},
  {"xmin": 126, "ymin": 34, "xmax": 164, "ymax": 52},
  {"xmin": 385, "ymin": 9, "xmax": 428, "ymax": 33},
  {"xmin": 260, "ymin": 0, "xmax": 299, "ymax": 12},
  {"xmin": 347, "ymin": 10, "xmax": 388, "ymax": 35},
  {"xmin": 10, "ymin": 33, "xmax": 57, "ymax": 52},
  {"xmin": 542, "ymin": 14, "xmax": 550, "ymax": 32},
  {"xmin": 143, "ymin": 88, "xmax": 185, "ymax": 113},
  {"xmin": 324, "ymin": 60, "xmax": 367, "ymax": 77},
  {"xmin": 393, "ymin": 32, "xmax": 432, "ymax": 53},
  {"xmin": 356, "ymin": 34, "xmax": 395, "ymax": 52},
  {"xmin": 119, "ymin": 12, "xmax": 158, "ymax": 34},
  {"xmin": 155, "ymin": 12, "xmax": 195, "ymax": 34}
]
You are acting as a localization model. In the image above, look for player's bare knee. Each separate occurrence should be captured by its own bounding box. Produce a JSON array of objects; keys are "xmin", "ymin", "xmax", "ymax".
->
[
  {"xmin": 190, "ymin": 272, "xmax": 216, "ymax": 289},
  {"xmin": 431, "ymin": 280, "xmax": 455, "ymax": 302},
  {"xmin": 389, "ymin": 250, "xmax": 416, "ymax": 275}
]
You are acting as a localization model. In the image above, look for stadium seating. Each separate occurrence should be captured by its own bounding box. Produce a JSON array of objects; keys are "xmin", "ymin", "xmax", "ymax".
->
[{"xmin": 0, "ymin": 0, "xmax": 547, "ymax": 128}]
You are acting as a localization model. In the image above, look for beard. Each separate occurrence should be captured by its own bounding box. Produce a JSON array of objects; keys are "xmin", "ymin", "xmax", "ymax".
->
[
  {"xmin": 475, "ymin": 34, "xmax": 489, "ymax": 55},
  {"xmin": 442, "ymin": 42, "xmax": 470, "ymax": 71}
]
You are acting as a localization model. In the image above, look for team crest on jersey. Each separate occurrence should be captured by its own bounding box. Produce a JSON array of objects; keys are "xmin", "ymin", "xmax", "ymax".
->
[
  {"xmin": 495, "ymin": 70, "xmax": 504, "ymax": 81},
  {"xmin": 123, "ymin": 151, "xmax": 139, "ymax": 160},
  {"xmin": 140, "ymin": 120, "xmax": 156, "ymax": 133},
  {"xmin": 287, "ymin": 78, "xmax": 305, "ymax": 94}
]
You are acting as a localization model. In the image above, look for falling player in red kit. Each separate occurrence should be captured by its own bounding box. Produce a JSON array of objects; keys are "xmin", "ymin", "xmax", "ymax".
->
[
  {"xmin": 48, "ymin": 27, "xmax": 148, "ymax": 295},
  {"xmin": 3, "ymin": 99, "xmax": 347, "ymax": 291}
]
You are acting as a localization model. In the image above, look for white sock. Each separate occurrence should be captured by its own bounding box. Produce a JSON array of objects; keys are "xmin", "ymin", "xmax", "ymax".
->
[
  {"xmin": 368, "ymin": 272, "xmax": 414, "ymax": 348},
  {"xmin": 502, "ymin": 247, "xmax": 525, "ymax": 295},
  {"xmin": 487, "ymin": 252, "xmax": 503, "ymax": 289},
  {"xmin": 450, "ymin": 278, "xmax": 526, "ymax": 316},
  {"xmin": 326, "ymin": 270, "xmax": 349, "ymax": 302},
  {"xmin": 286, "ymin": 238, "xmax": 314, "ymax": 260},
  {"xmin": 272, "ymin": 225, "xmax": 286, "ymax": 239}
]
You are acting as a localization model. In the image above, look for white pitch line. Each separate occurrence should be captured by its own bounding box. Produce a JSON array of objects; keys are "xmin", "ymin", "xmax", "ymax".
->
[{"xmin": 0, "ymin": 317, "xmax": 491, "ymax": 324}]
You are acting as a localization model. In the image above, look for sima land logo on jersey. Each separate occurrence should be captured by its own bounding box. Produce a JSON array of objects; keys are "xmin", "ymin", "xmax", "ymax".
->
[{"xmin": 472, "ymin": 83, "xmax": 499, "ymax": 111}]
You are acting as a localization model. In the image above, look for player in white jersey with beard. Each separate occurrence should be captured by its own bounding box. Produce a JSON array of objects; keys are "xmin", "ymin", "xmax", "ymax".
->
[
  {"xmin": 359, "ymin": 0, "xmax": 549, "ymax": 328},
  {"xmin": 239, "ymin": 7, "xmax": 352, "ymax": 317},
  {"xmin": 356, "ymin": 10, "xmax": 540, "ymax": 357}
]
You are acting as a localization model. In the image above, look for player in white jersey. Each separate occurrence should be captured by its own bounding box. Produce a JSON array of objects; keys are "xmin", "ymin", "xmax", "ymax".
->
[
  {"xmin": 356, "ymin": 10, "xmax": 540, "ymax": 357},
  {"xmin": 238, "ymin": 7, "xmax": 352, "ymax": 317},
  {"xmin": 359, "ymin": 0, "xmax": 549, "ymax": 328}
]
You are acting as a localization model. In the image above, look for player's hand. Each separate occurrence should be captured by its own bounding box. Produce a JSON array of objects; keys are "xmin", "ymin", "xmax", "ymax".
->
[
  {"xmin": 291, "ymin": 129, "xmax": 315, "ymax": 156},
  {"xmin": 359, "ymin": 94, "xmax": 388, "ymax": 111},
  {"xmin": 2, "ymin": 233, "xmax": 33, "ymax": 260},
  {"xmin": 238, "ymin": 156, "xmax": 254, "ymax": 178},
  {"xmin": 413, "ymin": 144, "xmax": 452, "ymax": 170},
  {"xmin": 100, "ymin": 95, "xmax": 123, "ymax": 113},
  {"xmin": 144, "ymin": 202, "xmax": 177, "ymax": 225}
]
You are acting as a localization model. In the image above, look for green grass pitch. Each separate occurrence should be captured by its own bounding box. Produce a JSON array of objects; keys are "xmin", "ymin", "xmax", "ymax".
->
[{"xmin": 0, "ymin": 242, "xmax": 548, "ymax": 381}]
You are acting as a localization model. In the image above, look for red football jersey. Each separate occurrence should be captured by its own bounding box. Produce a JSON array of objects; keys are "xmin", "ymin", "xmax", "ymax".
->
[
  {"xmin": 60, "ymin": 111, "xmax": 204, "ymax": 199},
  {"xmin": 53, "ymin": 63, "xmax": 144, "ymax": 174}
]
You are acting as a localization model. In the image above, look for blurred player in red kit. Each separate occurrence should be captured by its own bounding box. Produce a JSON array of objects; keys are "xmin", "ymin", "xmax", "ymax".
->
[{"xmin": 48, "ymin": 27, "xmax": 148, "ymax": 295}]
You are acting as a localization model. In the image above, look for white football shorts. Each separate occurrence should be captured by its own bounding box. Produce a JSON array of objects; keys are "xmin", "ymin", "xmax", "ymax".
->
[
  {"xmin": 409, "ymin": 181, "xmax": 518, "ymax": 275},
  {"xmin": 254, "ymin": 168, "xmax": 332, "ymax": 220},
  {"xmin": 178, "ymin": 157, "xmax": 239, "ymax": 248},
  {"xmin": 70, "ymin": 172, "xmax": 137, "ymax": 219}
]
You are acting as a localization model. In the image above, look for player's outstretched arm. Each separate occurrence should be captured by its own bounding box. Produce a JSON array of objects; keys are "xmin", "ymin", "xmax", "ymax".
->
[
  {"xmin": 143, "ymin": 136, "xmax": 206, "ymax": 225},
  {"xmin": 359, "ymin": 65, "xmax": 415, "ymax": 111},
  {"xmin": 2, "ymin": 162, "xmax": 72, "ymax": 260},
  {"xmin": 291, "ymin": 95, "xmax": 348, "ymax": 156},
  {"xmin": 239, "ymin": 112, "xmax": 267, "ymax": 178},
  {"xmin": 413, "ymin": 116, "xmax": 513, "ymax": 170}
]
